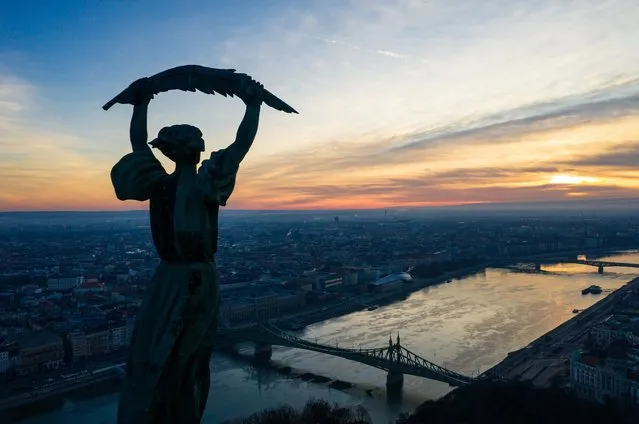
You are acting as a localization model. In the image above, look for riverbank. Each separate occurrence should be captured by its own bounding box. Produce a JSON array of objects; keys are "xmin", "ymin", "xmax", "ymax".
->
[
  {"xmin": 273, "ymin": 245, "xmax": 617, "ymax": 329},
  {"xmin": 0, "ymin": 370, "xmax": 122, "ymax": 422},
  {"xmin": 485, "ymin": 275, "xmax": 639, "ymax": 386},
  {"xmin": 275, "ymin": 264, "xmax": 488, "ymax": 329}
]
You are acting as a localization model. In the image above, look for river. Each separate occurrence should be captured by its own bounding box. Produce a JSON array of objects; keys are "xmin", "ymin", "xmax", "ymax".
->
[{"xmin": 15, "ymin": 251, "xmax": 639, "ymax": 424}]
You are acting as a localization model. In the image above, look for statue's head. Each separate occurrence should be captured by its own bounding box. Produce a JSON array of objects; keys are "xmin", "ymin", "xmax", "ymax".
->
[{"xmin": 149, "ymin": 124, "xmax": 204, "ymax": 165}]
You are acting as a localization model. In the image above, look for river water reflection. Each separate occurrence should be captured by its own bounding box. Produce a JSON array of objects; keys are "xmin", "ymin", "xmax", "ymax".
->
[{"xmin": 19, "ymin": 251, "xmax": 639, "ymax": 424}]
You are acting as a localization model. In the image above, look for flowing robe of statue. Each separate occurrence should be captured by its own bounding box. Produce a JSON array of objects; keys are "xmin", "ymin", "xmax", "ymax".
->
[{"xmin": 111, "ymin": 147, "xmax": 237, "ymax": 423}]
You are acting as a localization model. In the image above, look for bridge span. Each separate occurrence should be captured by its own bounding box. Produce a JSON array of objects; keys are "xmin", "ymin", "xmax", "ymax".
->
[
  {"xmin": 218, "ymin": 322, "xmax": 474, "ymax": 388},
  {"xmin": 520, "ymin": 259, "xmax": 639, "ymax": 274},
  {"xmin": 572, "ymin": 259, "xmax": 639, "ymax": 269}
]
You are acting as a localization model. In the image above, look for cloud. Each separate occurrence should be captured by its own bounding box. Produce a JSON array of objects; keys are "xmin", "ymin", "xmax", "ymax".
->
[
  {"xmin": 227, "ymin": 87, "xmax": 639, "ymax": 209},
  {"xmin": 0, "ymin": 72, "xmax": 126, "ymax": 211},
  {"xmin": 0, "ymin": 74, "xmax": 34, "ymax": 116},
  {"xmin": 240, "ymin": 88, "xmax": 639, "ymax": 176},
  {"xmin": 190, "ymin": 0, "xmax": 639, "ymax": 162},
  {"xmin": 564, "ymin": 142, "xmax": 639, "ymax": 168},
  {"xmin": 316, "ymin": 37, "xmax": 409, "ymax": 60},
  {"xmin": 392, "ymin": 89, "xmax": 639, "ymax": 154},
  {"xmin": 232, "ymin": 176, "xmax": 639, "ymax": 210}
]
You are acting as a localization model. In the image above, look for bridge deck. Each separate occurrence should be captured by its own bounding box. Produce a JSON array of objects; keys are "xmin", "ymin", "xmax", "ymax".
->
[
  {"xmin": 523, "ymin": 259, "xmax": 639, "ymax": 268},
  {"xmin": 220, "ymin": 323, "xmax": 474, "ymax": 386}
]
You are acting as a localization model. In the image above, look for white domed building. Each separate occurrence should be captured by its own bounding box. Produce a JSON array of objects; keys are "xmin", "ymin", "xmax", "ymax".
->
[{"xmin": 367, "ymin": 272, "xmax": 412, "ymax": 292}]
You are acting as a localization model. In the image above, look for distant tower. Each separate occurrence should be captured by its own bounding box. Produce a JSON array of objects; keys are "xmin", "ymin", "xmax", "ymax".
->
[
  {"xmin": 334, "ymin": 216, "xmax": 339, "ymax": 225},
  {"xmin": 385, "ymin": 209, "xmax": 388, "ymax": 218}
]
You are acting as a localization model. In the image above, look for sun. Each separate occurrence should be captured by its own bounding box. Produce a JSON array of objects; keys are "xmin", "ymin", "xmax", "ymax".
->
[{"xmin": 548, "ymin": 175, "xmax": 598, "ymax": 185}]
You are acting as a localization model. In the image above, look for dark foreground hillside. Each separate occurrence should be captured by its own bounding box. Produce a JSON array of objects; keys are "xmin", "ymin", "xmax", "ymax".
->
[
  {"xmin": 224, "ymin": 380, "xmax": 639, "ymax": 424},
  {"xmin": 221, "ymin": 399, "xmax": 371, "ymax": 424},
  {"xmin": 406, "ymin": 380, "xmax": 639, "ymax": 424}
]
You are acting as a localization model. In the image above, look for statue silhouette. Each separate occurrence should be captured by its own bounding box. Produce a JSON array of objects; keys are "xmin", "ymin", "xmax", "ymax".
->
[{"xmin": 106, "ymin": 67, "xmax": 296, "ymax": 424}]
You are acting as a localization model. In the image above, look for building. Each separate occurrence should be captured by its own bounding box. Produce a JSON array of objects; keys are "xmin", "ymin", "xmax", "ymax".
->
[
  {"xmin": 48, "ymin": 276, "xmax": 84, "ymax": 291},
  {"xmin": 571, "ymin": 351, "xmax": 603, "ymax": 399},
  {"xmin": 341, "ymin": 270, "xmax": 360, "ymax": 286},
  {"xmin": 358, "ymin": 269, "xmax": 382, "ymax": 284},
  {"xmin": 368, "ymin": 272, "xmax": 412, "ymax": 292},
  {"xmin": 570, "ymin": 349, "xmax": 639, "ymax": 404},
  {"xmin": 219, "ymin": 300, "xmax": 254, "ymax": 326},
  {"xmin": 74, "ymin": 281, "xmax": 106, "ymax": 294},
  {"xmin": 18, "ymin": 284, "xmax": 41, "ymax": 295},
  {"xmin": 67, "ymin": 331, "xmax": 88, "ymax": 361},
  {"xmin": 0, "ymin": 290, "xmax": 15, "ymax": 307},
  {"xmin": 85, "ymin": 329, "xmax": 110, "ymax": 357},
  {"xmin": 109, "ymin": 325, "xmax": 129, "ymax": 350},
  {"xmin": 116, "ymin": 273, "xmax": 130, "ymax": 284},
  {"xmin": 275, "ymin": 291, "xmax": 306, "ymax": 312},
  {"xmin": 315, "ymin": 274, "xmax": 342, "ymax": 292},
  {"xmin": 0, "ymin": 345, "xmax": 21, "ymax": 377},
  {"xmin": 14, "ymin": 331, "xmax": 64, "ymax": 375},
  {"xmin": 590, "ymin": 316, "xmax": 639, "ymax": 347},
  {"xmin": 253, "ymin": 294, "xmax": 281, "ymax": 318},
  {"xmin": 67, "ymin": 328, "xmax": 111, "ymax": 360},
  {"xmin": 0, "ymin": 350, "xmax": 9, "ymax": 374},
  {"xmin": 219, "ymin": 290, "xmax": 307, "ymax": 327},
  {"xmin": 591, "ymin": 322, "xmax": 615, "ymax": 347}
]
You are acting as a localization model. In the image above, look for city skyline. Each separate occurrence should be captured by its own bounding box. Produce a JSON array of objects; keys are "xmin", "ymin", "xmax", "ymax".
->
[{"xmin": 2, "ymin": 0, "xmax": 639, "ymax": 211}]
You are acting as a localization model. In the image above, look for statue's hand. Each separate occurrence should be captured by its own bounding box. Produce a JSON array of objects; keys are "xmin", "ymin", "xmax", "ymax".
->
[
  {"xmin": 119, "ymin": 77, "xmax": 155, "ymax": 106},
  {"xmin": 237, "ymin": 77, "xmax": 264, "ymax": 106},
  {"xmin": 132, "ymin": 77, "xmax": 155, "ymax": 105}
]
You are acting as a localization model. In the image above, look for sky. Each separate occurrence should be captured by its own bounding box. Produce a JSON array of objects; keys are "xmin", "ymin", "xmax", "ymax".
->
[{"xmin": 1, "ymin": 0, "xmax": 639, "ymax": 211}]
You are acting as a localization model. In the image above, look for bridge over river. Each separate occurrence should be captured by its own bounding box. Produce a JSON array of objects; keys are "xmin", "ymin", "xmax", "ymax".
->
[
  {"xmin": 218, "ymin": 322, "xmax": 475, "ymax": 388},
  {"xmin": 518, "ymin": 258, "xmax": 639, "ymax": 274}
]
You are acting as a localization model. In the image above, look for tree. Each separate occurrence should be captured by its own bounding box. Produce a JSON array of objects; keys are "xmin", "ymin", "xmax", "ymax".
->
[{"xmin": 222, "ymin": 399, "xmax": 372, "ymax": 424}]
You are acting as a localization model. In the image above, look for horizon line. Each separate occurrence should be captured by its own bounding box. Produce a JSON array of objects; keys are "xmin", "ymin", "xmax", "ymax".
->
[{"xmin": 2, "ymin": 197, "xmax": 639, "ymax": 214}]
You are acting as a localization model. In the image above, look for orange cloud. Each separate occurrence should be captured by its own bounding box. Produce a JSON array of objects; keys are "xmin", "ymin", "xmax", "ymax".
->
[{"xmin": 223, "ymin": 108, "xmax": 639, "ymax": 210}]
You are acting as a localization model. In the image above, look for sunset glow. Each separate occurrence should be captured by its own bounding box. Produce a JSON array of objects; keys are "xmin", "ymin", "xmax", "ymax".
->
[
  {"xmin": 548, "ymin": 175, "xmax": 599, "ymax": 185},
  {"xmin": 2, "ymin": 1, "xmax": 639, "ymax": 211}
]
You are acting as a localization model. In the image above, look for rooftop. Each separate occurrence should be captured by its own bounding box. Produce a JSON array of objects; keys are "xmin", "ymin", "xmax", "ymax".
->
[
  {"xmin": 9, "ymin": 331, "xmax": 62, "ymax": 348},
  {"xmin": 369, "ymin": 272, "xmax": 413, "ymax": 286}
]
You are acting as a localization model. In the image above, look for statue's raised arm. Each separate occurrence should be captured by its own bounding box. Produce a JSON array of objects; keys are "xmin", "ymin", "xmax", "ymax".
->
[
  {"xmin": 122, "ymin": 78, "xmax": 156, "ymax": 153},
  {"xmin": 221, "ymin": 78, "xmax": 264, "ymax": 172}
]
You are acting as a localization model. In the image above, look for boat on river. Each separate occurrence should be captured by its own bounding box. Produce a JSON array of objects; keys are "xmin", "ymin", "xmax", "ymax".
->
[{"xmin": 581, "ymin": 285, "xmax": 602, "ymax": 295}]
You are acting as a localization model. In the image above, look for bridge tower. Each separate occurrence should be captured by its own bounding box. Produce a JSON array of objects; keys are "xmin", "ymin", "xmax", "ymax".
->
[
  {"xmin": 253, "ymin": 317, "xmax": 273, "ymax": 362},
  {"xmin": 534, "ymin": 263, "xmax": 542, "ymax": 271},
  {"xmin": 386, "ymin": 332, "xmax": 404, "ymax": 389},
  {"xmin": 598, "ymin": 265, "xmax": 604, "ymax": 274},
  {"xmin": 254, "ymin": 341, "xmax": 273, "ymax": 362}
]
